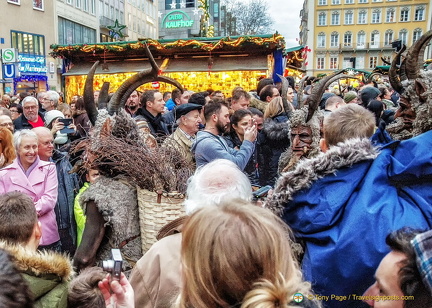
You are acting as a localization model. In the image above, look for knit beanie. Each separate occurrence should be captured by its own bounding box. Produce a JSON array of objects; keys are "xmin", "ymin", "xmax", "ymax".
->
[
  {"xmin": 344, "ymin": 91, "xmax": 358, "ymax": 103},
  {"xmin": 360, "ymin": 87, "xmax": 380, "ymax": 106}
]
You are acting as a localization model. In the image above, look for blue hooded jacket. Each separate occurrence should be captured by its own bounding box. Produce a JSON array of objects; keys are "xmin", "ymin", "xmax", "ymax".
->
[{"xmin": 268, "ymin": 132, "xmax": 432, "ymax": 308}]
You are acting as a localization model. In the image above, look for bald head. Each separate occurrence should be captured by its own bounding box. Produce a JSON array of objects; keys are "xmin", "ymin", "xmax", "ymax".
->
[{"xmin": 32, "ymin": 127, "xmax": 54, "ymax": 161}]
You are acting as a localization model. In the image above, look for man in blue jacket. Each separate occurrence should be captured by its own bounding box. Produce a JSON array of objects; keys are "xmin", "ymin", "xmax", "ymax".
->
[
  {"xmin": 266, "ymin": 104, "xmax": 432, "ymax": 308},
  {"xmin": 191, "ymin": 100, "xmax": 257, "ymax": 170}
]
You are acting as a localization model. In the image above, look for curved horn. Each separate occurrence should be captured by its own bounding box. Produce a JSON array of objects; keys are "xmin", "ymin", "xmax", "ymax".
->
[
  {"xmin": 297, "ymin": 76, "xmax": 309, "ymax": 108},
  {"xmin": 388, "ymin": 45, "xmax": 406, "ymax": 94},
  {"xmin": 366, "ymin": 72, "xmax": 381, "ymax": 84},
  {"xmin": 405, "ymin": 30, "xmax": 432, "ymax": 80},
  {"xmin": 115, "ymin": 75, "xmax": 184, "ymax": 110},
  {"xmin": 381, "ymin": 57, "xmax": 391, "ymax": 65},
  {"xmin": 83, "ymin": 60, "xmax": 99, "ymax": 126},
  {"xmin": 305, "ymin": 70, "xmax": 344, "ymax": 122},
  {"xmin": 277, "ymin": 74, "xmax": 292, "ymax": 114},
  {"xmin": 97, "ymin": 82, "xmax": 110, "ymax": 110},
  {"xmin": 107, "ymin": 44, "xmax": 160, "ymax": 115}
]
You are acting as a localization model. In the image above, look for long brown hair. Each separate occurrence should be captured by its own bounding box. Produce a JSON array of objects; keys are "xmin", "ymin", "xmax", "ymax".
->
[
  {"xmin": 264, "ymin": 96, "xmax": 285, "ymax": 119},
  {"xmin": 177, "ymin": 200, "xmax": 319, "ymax": 308},
  {"xmin": 0, "ymin": 127, "xmax": 16, "ymax": 167}
]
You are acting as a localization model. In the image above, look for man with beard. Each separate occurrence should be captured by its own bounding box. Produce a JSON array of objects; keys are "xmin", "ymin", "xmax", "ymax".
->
[
  {"xmin": 13, "ymin": 96, "xmax": 45, "ymax": 131},
  {"xmin": 125, "ymin": 90, "xmax": 142, "ymax": 118},
  {"xmin": 191, "ymin": 100, "xmax": 257, "ymax": 170}
]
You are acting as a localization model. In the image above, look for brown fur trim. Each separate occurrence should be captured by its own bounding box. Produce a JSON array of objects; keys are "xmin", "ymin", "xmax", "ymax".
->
[
  {"xmin": 0, "ymin": 241, "xmax": 73, "ymax": 281},
  {"xmin": 266, "ymin": 138, "xmax": 378, "ymax": 216}
]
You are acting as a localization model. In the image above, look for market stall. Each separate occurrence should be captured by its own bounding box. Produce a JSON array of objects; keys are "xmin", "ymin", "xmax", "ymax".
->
[{"xmin": 50, "ymin": 34, "xmax": 286, "ymax": 103}]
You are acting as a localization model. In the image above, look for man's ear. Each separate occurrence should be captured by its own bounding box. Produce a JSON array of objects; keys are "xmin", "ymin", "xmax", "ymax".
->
[
  {"xmin": 211, "ymin": 113, "xmax": 218, "ymax": 123},
  {"xmin": 415, "ymin": 79, "xmax": 428, "ymax": 103},
  {"xmin": 34, "ymin": 221, "xmax": 42, "ymax": 241},
  {"xmin": 320, "ymin": 138, "xmax": 329, "ymax": 153}
]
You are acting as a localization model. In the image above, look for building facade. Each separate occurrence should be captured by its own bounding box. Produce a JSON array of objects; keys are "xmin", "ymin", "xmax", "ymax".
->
[
  {"xmin": 125, "ymin": 0, "xmax": 158, "ymax": 40},
  {"xmin": 0, "ymin": 0, "xmax": 57, "ymax": 94},
  {"xmin": 158, "ymin": 0, "xmax": 221, "ymax": 39},
  {"xmin": 300, "ymin": 0, "xmax": 432, "ymax": 76}
]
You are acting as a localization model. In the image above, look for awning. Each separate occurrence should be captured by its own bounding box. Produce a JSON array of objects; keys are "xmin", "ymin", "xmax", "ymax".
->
[
  {"xmin": 163, "ymin": 56, "xmax": 268, "ymax": 72},
  {"xmin": 63, "ymin": 60, "xmax": 163, "ymax": 76},
  {"xmin": 285, "ymin": 45, "xmax": 304, "ymax": 53}
]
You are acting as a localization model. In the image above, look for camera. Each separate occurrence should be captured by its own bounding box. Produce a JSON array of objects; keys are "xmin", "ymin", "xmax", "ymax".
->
[
  {"xmin": 252, "ymin": 185, "xmax": 272, "ymax": 200},
  {"xmin": 102, "ymin": 249, "xmax": 123, "ymax": 281}
]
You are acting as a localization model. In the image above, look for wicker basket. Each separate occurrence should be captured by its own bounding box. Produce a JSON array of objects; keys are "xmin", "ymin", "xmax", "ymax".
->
[{"xmin": 137, "ymin": 188, "xmax": 185, "ymax": 253}]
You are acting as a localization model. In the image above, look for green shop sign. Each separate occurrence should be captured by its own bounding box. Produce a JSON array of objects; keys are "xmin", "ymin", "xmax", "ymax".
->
[{"xmin": 163, "ymin": 10, "xmax": 194, "ymax": 29}]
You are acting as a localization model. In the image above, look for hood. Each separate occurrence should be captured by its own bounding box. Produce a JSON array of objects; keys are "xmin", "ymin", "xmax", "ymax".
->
[
  {"xmin": 266, "ymin": 138, "xmax": 378, "ymax": 217},
  {"xmin": 261, "ymin": 117, "xmax": 290, "ymax": 142},
  {"xmin": 191, "ymin": 130, "xmax": 219, "ymax": 153},
  {"xmin": 0, "ymin": 241, "xmax": 73, "ymax": 281}
]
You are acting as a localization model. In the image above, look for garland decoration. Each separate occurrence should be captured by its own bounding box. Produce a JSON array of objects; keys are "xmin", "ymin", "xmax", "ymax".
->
[{"xmin": 50, "ymin": 34, "xmax": 285, "ymax": 58}]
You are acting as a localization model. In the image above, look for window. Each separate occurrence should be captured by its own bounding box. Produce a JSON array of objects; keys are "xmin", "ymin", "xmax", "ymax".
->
[
  {"xmin": 382, "ymin": 56, "xmax": 391, "ymax": 64},
  {"xmin": 371, "ymin": 31, "xmax": 380, "ymax": 48},
  {"xmin": 83, "ymin": 0, "xmax": 88, "ymax": 11},
  {"xmin": 318, "ymin": 12, "xmax": 327, "ymax": 26},
  {"xmin": 331, "ymin": 11, "xmax": 340, "ymax": 25},
  {"xmin": 386, "ymin": 9, "xmax": 395, "ymax": 22},
  {"xmin": 400, "ymin": 8, "xmax": 409, "ymax": 22},
  {"xmin": 344, "ymin": 32, "xmax": 352, "ymax": 46},
  {"xmin": 415, "ymin": 6, "xmax": 424, "ymax": 21},
  {"xmin": 58, "ymin": 17, "xmax": 96, "ymax": 44},
  {"xmin": 413, "ymin": 28, "xmax": 422, "ymax": 43},
  {"xmin": 357, "ymin": 31, "xmax": 366, "ymax": 48},
  {"xmin": 90, "ymin": 0, "xmax": 95, "ymax": 14},
  {"xmin": 359, "ymin": 0, "xmax": 367, "ymax": 2},
  {"xmin": 384, "ymin": 30, "xmax": 393, "ymax": 45},
  {"xmin": 11, "ymin": 31, "xmax": 45, "ymax": 55},
  {"xmin": 33, "ymin": 0, "xmax": 43, "ymax": 10},
  {"xmin": 76, "ymin": 0, "xmax": 81, "ymax": 8},
  {"xmin": 356, "ymin": 56, "xmax": 365, "ymax": 69},
  {"xmin": 165, "ymin": 0, "xmax": 194, "ymax": 9},
  {"xmin": 345, "ymin": 0, "xmax": 353, "ymax": 3},
  {"xmin": 345, "ymin": 11, "xmax": 353, "ymax": 24},
  {"xmin": 330, "ymin": 57, "xmax": 338, "ymax": 69},
  {"xmin": 399, "ymin": 29, "xmax": 408, "ymax": 45},
  {"xmin": 317, "ymin": 57, "xmax": 325, "ymax": 69},
  {"xmin": 369, "ymin": 56, "xmax": 377, "ymax": 69},
  {"xmin": 7, "ymin": 0, "xmax": 20, "ymax": 4},
  {"xmin": 372, "ymin": 9, "xmax": 381, "ymax": 23},
  {"xmin": 358, "ymin": 10, "xmax": 367, "ymax": 24},
  {"xmin": 66, "ymin": 0, "xmax": 72, "ymax": 4},
  {"xmin": 318, "ymin": 0, "xmax": 327, "ymax": 5},
  {"xmin": 330, "ymin": 32, "xmax": 339, "ymax": 47},
  {"xmin": 332, "ymin": 0, "xmax": 340, "ymax": 4},
  {"xmin": 318, "ymin": 32, "xmax": 326, "ymax": 48}
]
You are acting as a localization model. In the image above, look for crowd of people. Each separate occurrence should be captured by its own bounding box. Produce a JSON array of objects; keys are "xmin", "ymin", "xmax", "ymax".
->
[{"xmin": 1, "ymin": 33, "xmax": 432, "ymax": 307}]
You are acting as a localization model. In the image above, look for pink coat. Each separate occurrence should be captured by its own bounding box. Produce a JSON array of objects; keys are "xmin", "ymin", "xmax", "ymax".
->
[{"xmin": 0, "ymin": 158, "xmax": 60, "ymax": 245}]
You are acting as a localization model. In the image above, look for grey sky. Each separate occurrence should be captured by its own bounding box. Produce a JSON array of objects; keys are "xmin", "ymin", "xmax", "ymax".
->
[{"xmin": 267, "ymin": 0, "xmax": 303, "ymax": 47}]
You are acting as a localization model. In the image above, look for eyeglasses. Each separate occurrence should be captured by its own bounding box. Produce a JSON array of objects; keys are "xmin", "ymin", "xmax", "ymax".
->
[
  {"xmin": 24, "ymin": 106, "xmax": 38, "ymax": 110},
  {"xmin": 0, "ymin": 122, "xmax": 13, "ymax": 127},
  {"xmin": 9, "ymin": 110, "xmax": 18, "ymax": 113}
]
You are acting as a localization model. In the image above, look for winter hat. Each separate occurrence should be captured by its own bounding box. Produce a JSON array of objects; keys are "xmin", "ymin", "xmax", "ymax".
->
[
  {"xmin": 360, "ymin": 87, "xmax": 380, "ymax": 106},
  {"xmin": 344, "ymin": 91, "xmax": 358, "ymax": 103},
  {"xmin": 44, "ymin": 110, "xmax": 64, "ymax": 125}
]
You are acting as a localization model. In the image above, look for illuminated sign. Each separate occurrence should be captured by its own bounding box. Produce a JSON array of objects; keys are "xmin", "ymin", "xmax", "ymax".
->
[
  {"xmin": 162, "ymin": 10, "xmax": 194, "ymax": 29},
  {"xmin": 17, "ymin": 54, "xmax": 47, "ymax": 74}
]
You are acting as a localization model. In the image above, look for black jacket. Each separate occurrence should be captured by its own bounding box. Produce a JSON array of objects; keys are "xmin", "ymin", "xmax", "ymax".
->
[
  {"xmin": 13, "ymin": 112, "xmax": 44, "ymax": 131},
  {"xmin": 257, "ymin": 113, "xmax": 290, "ymax": 187}
]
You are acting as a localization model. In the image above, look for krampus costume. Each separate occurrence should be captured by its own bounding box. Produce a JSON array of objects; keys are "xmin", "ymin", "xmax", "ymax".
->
[
  {"xmin": 266, "ymin": 32, "xmax": 432, "ymax": 308},
  {"xmin": 73, "ymin": 45, "xmax": 185, "ymax": 272}
]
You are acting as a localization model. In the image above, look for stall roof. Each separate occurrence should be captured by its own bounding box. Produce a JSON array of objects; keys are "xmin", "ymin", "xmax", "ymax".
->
[
  {"xmin": 63, "ymin": 55, "xmax": 268, "ymax": 75},
  {"xmin": 50, "ymin": 34, "xmax": 285, "ymax": 63},
  {"xmin": 285, "ymin": 45, "xmax": 304, "ymax": 53}
]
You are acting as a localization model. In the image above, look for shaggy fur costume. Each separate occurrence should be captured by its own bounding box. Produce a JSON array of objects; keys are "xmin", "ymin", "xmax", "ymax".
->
[
  {"xmin": 267, "ymin": 138, "xmax": 378, "ymax": 217},
  {"xmin": 80, "ymin": 175, "xmax": 142, "ymax": 271},
  {"xmin": 388, "ymin": 70, "xmax": 432, "ymax": 140},
  {"xmin": 278, "ymin": 108, "xmax": 323, "ymax": 173}
]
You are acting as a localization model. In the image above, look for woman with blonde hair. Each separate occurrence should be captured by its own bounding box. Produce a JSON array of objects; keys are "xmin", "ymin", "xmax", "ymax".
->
[
  {"xmin": 0, "ymin": 127, "xmax": 16, "ymax": 168},
  {"xmin": 177, "ymin": 200, "xmax": 321, "ymax": 308},
  {"xmin": 258, "ymin": 96, "xmax": 291, "ymax": 186}
]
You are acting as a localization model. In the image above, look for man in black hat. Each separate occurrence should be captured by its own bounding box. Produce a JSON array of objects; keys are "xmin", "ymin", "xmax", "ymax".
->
[{"xmin": 162, "ymin": 103, "xmax": 202, "ymax": 166}]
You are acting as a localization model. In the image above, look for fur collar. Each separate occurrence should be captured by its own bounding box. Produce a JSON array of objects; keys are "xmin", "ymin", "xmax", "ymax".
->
[
  {"xmin": 266, "ymin": 138, "xmax": 378, "ymax": 216},
  {"xmin": 261, "ymin": 117, "xmax": 290, "ymax": 141},
  {"xmin": 0, "ymin": 241, "xmax": 73, "ymax": 281}
]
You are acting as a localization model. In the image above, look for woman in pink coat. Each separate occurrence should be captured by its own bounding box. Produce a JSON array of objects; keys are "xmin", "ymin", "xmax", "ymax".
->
[{"xmin": 0, "ymin": 129, "xmax": 60, "ymax": 250}]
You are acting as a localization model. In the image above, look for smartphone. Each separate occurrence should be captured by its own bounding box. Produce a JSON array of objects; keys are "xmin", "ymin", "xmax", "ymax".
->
[{"xmin": 58, "ymin": 118, "xmax": 74, "ymax": 134}]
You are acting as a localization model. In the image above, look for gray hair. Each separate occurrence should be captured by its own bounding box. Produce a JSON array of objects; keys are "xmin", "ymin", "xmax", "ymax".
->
[
  {"xmin": 184, "ymin": 159, "xmax": 252, "ymax": 215},
  {"xmin": 13, "ymin": 129, "xmax": 38, "ymax": 151},
  {"xmin": 45, "ymin": 90, "xmax": 60, "ymax": 108},
  {"xmin": 21, "ymin": 96, "xmax": 38, "ymax": 107}
]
